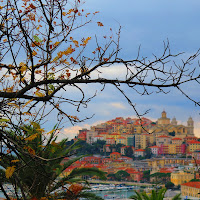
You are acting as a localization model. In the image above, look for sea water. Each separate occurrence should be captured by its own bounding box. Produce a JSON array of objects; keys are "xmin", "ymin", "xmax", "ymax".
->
[{"xmin": 90, "ymin": 189, "xmax": 136, "ymax": 199}]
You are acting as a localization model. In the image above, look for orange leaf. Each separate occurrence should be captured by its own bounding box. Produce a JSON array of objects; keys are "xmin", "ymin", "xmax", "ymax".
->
[
  {"xmin": 35, "ymin": 91, "xmax": 45, "ymax": 97},
  {"xmin": 6, "ymin": 166, "xmax": 15, "ymax": 178},
  {"xmin": 25, "ymin": 133, "xmax": 38, "ymax": 141},
  {"xmin": 81, "ymin": 37, "xmax": 91, "ymax": 46},
  {"xmin": 32, "ymin": 50, "xmax": 37, "ymax": 56},
  {"xmin": 103, "ymin": 58, "xmax": 109, "ymax": 62},
  {"xmin": 97, "ymin": 22, "xmax": 104, "ymax": 27},
  {"xmin": 11, "ymin": 160, "xmax": 20, "ymax": 163}
]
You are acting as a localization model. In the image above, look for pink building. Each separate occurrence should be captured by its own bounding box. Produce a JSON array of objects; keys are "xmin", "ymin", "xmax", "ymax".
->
[
  {"xmin": 106, "ymin": 137, "xmax": 115, "ymax": 145},
  {"xmin": 149, "ymin": 146, "xmax": 160, "ymax": 156}
]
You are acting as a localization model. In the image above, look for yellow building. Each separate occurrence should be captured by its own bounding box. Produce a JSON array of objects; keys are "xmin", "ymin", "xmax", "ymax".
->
[
  {"xmin": 171, "ymin": 171, "xmax": 194, "ymax": 185},
  {"xmin": 168, "ymin": 144, "xmax": 182, "ymax": 154},
  {"xmin": 171, "ymin": 137, "xmax": 183, "ymax": 145},
  {"xmin": 110, "ymin": 133, "xmax": 121, "ymax": 140},
  {"xmin": 147, "ymin": 158, "xmax": 192, "ymax": 168},
  {"xmin": 110, "ymin": 152, "xmax": 121, "ymax": 160},
  {"xmin": 181, "ymin": 182, "xmax": 200, "ymax": 198},
  {"xmin": 116, "ymin": 136, "xmax": 127, "ymax": 145},
  {"xmin": 188, "ymin": 140, "xmax": 200, "ymax": 152},
  {"xmin": 134, "ymin": 134, "xmax": 147, "ymax": 149}
]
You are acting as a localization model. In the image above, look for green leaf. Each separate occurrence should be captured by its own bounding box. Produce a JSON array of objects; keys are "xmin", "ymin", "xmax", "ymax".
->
[{"xmin": 33, "ymin": 35, "xmax": 43, "ymax": 43}]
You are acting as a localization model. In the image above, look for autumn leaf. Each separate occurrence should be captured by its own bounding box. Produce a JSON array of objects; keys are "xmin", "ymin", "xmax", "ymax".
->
[
  {"xmin": 62, "ymin": 12, "xmax": 66, "ymax": 16},
  {"xmin": 19, "ymin": 62, "xmax": 27, "ymax": 73},
  {"xmin": 46, "ymin": 129, "xmax": 55, "ymax": 135},
  {"xmin": 54, "ymin": 41, "xmax": 60, "ymax": 47},
  {"xmin": 6, "ymin": 166, "xmax": 15, "ymax": 178},
  {"xmin": 24, "ymin": 146, "xmax": 36, "ymax": 155},
  {"xmin": 22, "ymin": 99, "xmax": 33, "ymax": 108},
  {"xmin": 103, "ymin": 58, "xmax": 109, "ymax": 62},
  {"xmin": 25, "ymin": 133, "xmax": 38, "ymax": 141},
  {"xmin": 81, "ymin": 37, "xmax": 91, "ymax": 46},
  {"xmin": 97, "ymin": 22, "xmax": 104, "ymax": 27},
  {"xmin": 29, "ymin": 3, "xmax": 36, "ymax": 9},
  {"xmin": 32, "ymin": 50, "xmax": 37, "ymax": 56},
  {"xmin": 64, "ymin": 46, "xmax": 75, "ymax": 55},
  {"xmin": 35, "ymin": 91, "xmax": 45, "ymax": 97},
  {"xmin": 11, "ymin": 160, "xmax": 20, "ymax": 163}
]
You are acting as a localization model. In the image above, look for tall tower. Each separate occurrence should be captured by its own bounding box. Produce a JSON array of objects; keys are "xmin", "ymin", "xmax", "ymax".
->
[
  {"xmin": 171, "ymin": 117, "xmax": 178, "ymax": 125},
  {"xmin": 187, "ymin": 117, "xmax": 194, "ymax": 135},
  {"xmin": 157, "ymin": 110, "xmax": 170, "ymax": 125}
]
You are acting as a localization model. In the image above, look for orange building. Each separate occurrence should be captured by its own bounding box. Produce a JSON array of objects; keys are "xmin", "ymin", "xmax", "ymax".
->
[{"xmin": 110, "ymin": 152, "xmax": 121, "ymax": 160}]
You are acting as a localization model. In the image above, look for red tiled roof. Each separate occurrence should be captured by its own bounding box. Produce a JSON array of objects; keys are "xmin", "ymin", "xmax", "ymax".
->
[
  {"xmin": 188, "ymin": 140, "xmax": 200, "ymax": 144},
  {"xmin": 181, "ymin": 181, "xmax": 200, "ymax": 188},
  {"xmin": 158, "ymin": 135, "xmax": 170, "ymax": 138},
  {"xmin": 172, "ymin": 138, "xmax": 182, "ymax": 140},
  {"xmin": 110, "ymin": 152, "xmax": 121, "ymax": 155},
  {"xmin": 135, "ymin": 149, "xmax": 145, "ymax": 152},
  {"xmin": 149, "ymin": 146, "xmax": 160, "ymax": 148},
  {"xmin": 118, "ymin": 136, "xmax": 126, "ymax": 139},
  {"xmin": 99, "ymin": 132, "xmax": 108, "ymax": 135},
  {"xmin": 185, "ymin": 136, "xmax": 197, "ymax": 139}
]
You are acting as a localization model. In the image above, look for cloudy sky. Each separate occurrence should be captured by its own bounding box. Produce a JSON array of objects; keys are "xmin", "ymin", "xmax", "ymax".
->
[{"xmin": 57, "ymin": 0, "xmax": 200, "ymax": 140}]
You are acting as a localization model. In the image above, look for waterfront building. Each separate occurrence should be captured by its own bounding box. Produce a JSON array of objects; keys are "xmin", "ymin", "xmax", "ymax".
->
[
  {"xmin": 171, "ymin": 171, "xmax": 194, "ymax": 185},
  {"xmin": 181, "ymin": 182, "xmax": 200, "ymax": 198}
]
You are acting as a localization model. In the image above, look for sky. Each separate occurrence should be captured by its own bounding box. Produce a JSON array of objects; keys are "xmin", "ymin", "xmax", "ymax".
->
[{"xmin": 56, "ymin": 0, "xmax": 200, "ymax": 140}]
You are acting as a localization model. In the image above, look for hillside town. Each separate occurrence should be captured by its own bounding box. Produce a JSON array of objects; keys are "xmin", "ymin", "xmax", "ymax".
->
[{"xmin": 62, "ymin": 111, "xmax": 200, "ymax": 199}]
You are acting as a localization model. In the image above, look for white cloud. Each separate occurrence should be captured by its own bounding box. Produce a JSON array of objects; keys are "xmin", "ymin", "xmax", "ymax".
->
[
  {"xmin": 110, "ymin": 102, "xmax": 126, "ymax": 110},
  {"xmin": 57, "ymin": 120, "xmax": 106, "ymax": 141}
]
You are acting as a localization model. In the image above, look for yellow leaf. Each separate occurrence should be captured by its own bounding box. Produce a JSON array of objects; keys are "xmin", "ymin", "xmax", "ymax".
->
[
  {"xmin": 7, "ymin": 103, "xmax": 19, "ymax": 108},
  {"xmin": 46, "ymin": 129, "xmax": 55, "ymax": 135},
  {"xmin": 36, "ymin": 128, "xmax": 45, "ymax": 133},
  {"xmin": 54, "ymin": 41, "xmax": 60, "ymax": 47},
  {"xmin": 62, "ymin": 12, "xmax": 66, "ymax": 16},
  {"xmin": 32, "ymin": 50, "xmax": 37, "ymax": 56},
  {"xmin": 35, "ymin": 91, "xmax": 45, "ymax": 97},
  {"xmin": 11, "ymin": 160, "xmax": 20, "ymax": 163},
  {"xmin": 25, "ymin": 133, "xmax": 38, "ymax": 141},
  {"xmin": 30, "ymin": 121, "xmax": 40, "ymax": 128},
  {"xmin": 19, "ymin": 62, "xmax": 27, "ymax": 73},
  {"xmin": 22, "ymin": 99, "xmax": 33, "ymax": 108},
  {"xmin": 3, "ymin": 39, "xmax": 7, "ymax": 42},
  {"xmin": 72, "ymin": 40, "xmax": 79, "ymax": 47},
  {"xmin": 6, "ymin": 166, "xmax": 15, "ymax": 178},
  {"xmin": 64, "ymin": 46, "xmax": 75, "ymax": 55},
  {"xmin": 81, "ymin": 37, "xmax": 91, "ymax": 46}
]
